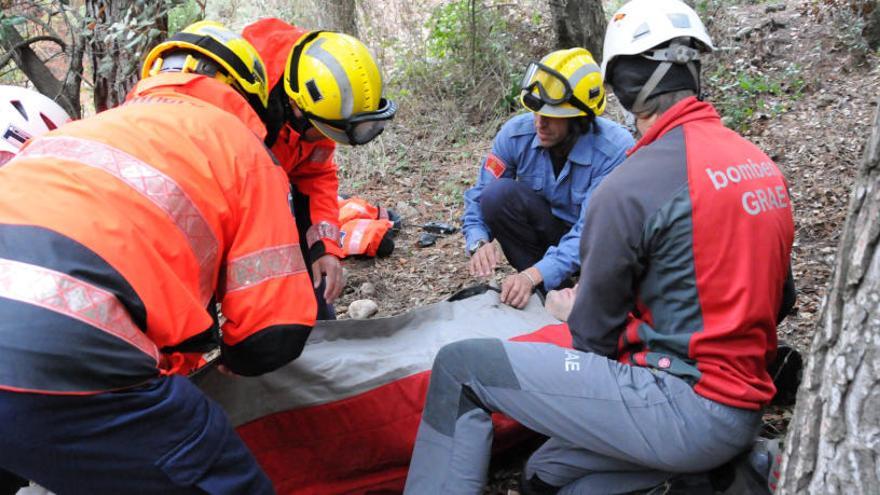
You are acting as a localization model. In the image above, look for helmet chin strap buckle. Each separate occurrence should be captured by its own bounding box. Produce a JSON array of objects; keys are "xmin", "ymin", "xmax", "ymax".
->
[{"xmin": 642, "ymin": 38, "xmax": 701, "ymax": 64}]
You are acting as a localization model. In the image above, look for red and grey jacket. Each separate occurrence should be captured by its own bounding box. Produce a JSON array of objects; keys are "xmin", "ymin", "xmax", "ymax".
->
[
  {"xmin": 0, "ymin": 73, "xmax": 317, "ymax": 395},
  {"xmin": 568, "ymin": 97, "xmax": 795, "ymax": 410},
  {"xmin": 243, "ymin": 18, "xmax": 344, "ymax": 261}
]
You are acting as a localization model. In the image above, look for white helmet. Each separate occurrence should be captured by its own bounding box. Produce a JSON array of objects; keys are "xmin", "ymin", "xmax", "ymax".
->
[
  {"xmin": 602, "ymin": 0, "xmax": 714, "ymax": 113},
  {"xmin": 0, "ymin": 85, "xmax": 71, "ymax": 165},
  {"xmin": 602, "ymin": 0, "xmax": 714, "ymax": 77}
]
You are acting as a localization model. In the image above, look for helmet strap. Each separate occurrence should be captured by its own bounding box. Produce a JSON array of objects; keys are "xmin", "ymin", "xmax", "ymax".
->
[
  {"xmin": 289, "ymin": 112, "xmax": 314, "ymax": 137},
  {"xmin": 631, "ymin": 41, "xmax": 702, "ymax": 115},
  {"xmin": 631, "ymin": 61, "xmax": 672, "ymax": 114}
]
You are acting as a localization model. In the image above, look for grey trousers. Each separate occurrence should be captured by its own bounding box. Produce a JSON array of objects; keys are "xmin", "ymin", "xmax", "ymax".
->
[{"xmin": 403, "ymin": 339, "xmax": 761, "ymax": 495}]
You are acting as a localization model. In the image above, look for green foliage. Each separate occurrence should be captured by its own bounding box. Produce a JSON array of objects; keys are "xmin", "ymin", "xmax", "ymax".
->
[
  {"xmin": 604, "ymin": 0, "xmax": 627, "ymax": 18},
  {"xmin": 694, "ymin": 0, "xmax": 769, "ymax": 17},
  {"xmin": 168, "ymin": 0, "xmax": 206, "ymax": 34},
  {"xmin": 708, "ymin": 64, "xmax": 805, "ymax": 132},
  {"xmin": 391, "ymin": 0, "xmax": 547, "ymax": 121},
  {"xmin": 812, "ymin": 0, "xmax": 876, "ymax": 58},
  {"xmin": 426, "ymin": 0, "xmax": 473, "ymax": 60},
  {"xmin": 0, "ymin": 14, "xmax": 27, "ymax": 29}
]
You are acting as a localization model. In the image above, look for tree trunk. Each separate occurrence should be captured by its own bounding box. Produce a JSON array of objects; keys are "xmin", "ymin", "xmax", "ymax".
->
[
  {"xmin": 547, "ymin": 0, "xmax": 605, "ymax": 60},
  {"xmin": 327, "ymin": 0, "xmax": 359, "ymax": 37},
  {"xmin": 862, "ymin": 1, "xmax": 880, "ymax": 50},
  {"xmin": 0, "ymin": 2, "xmax": 85, "ymax": 118},
  {"xmin": 85, "ymin": 0, "xmax": 173, "ymax": 112},
  {"xmin": 778, "ymin": 100, "xmax": 880, "ymax": 493}
]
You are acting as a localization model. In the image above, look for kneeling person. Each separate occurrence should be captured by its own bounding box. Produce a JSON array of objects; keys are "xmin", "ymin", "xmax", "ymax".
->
[
  {"xmin": 462, "ymin": 48, "xmax": 633, "ymax": 308},
  {"xmin": 0, "ymin": 22, "xmax": 315, "ymax": 494},
  {"xmin": 405, "ymin": 1, "xmax": 795, "ymax": 493}
]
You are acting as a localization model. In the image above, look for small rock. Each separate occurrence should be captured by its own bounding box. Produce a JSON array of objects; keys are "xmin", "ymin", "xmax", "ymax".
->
[
  {"xmin": 817, "ymin": 94, "xmax": 836, "ymax": 108},
  {"xmin": 734, "ymin": 26, "xmax": 754, "ymax": 40},
  {"xmin": 395, "ymin": 200, "xmax": 419, "ymax": 220},
  {"xmin": 764, "ymin": 3, "xmax": 785, "ymax": 13},
  {"xmin": 348, "ymin": 299, "xmax": 379, "ymax": 319},
  {"xmin": 359, "ymin": 282, "xmax": 377, "ymax": 298},
  {"xmin": 341, "ymin": 267, "xmax": 350, "ymax": 287}
]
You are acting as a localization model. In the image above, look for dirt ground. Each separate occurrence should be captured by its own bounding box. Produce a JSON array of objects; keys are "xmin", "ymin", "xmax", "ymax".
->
[
  {"xmin": 337, "ymin": 0, "xmax": 878, "ymax": 348},
  {"xmin": 331, "ymin": 0, "xmax": 879, "ymax": 492}
]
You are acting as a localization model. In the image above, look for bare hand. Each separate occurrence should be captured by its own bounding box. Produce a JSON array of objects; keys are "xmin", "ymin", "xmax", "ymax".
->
[
  {"xmin": 312, "ymin": 254, "xmax": 344, "ymax": 303},
  {"xmin": 500, "ymin": 273, "xmax": 535, "ymax": 309},
  {"xmin": 545, "ymin": 284, "xmax": 578, "ymax": 322},
  {"xmin": 468, "ymin": 242, "xmax": 500, "ymax": 278}
]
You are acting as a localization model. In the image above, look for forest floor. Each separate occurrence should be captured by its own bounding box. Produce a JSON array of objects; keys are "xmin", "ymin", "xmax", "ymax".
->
[{"xmin": 333, "ymin": 0, "xmax": 880, "ymax": 492}]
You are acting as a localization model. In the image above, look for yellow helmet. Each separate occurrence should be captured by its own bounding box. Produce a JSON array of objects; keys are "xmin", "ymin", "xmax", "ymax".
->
[
  {"xmin": 283, "ymin": 31, "xmax": 396, "ymax": 145},
  {"xmin": 520, "ymin": 48, "xmax": 606, "ymax": 118},
  {"xmin": 142, "ymin": 21, "xmax": 269, "ymax": 109}
]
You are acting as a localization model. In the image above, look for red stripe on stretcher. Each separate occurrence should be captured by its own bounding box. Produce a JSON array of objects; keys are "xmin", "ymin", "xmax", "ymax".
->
[
  {"xmin": 236, "ymin": 323, "xmax": 573, "ymax": 495},
  {"xmin": 484, "ymin": 153, "xmax": 507, "ymax": 178}
]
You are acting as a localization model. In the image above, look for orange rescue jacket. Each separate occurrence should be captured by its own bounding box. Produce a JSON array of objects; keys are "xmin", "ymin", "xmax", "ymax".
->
[
  {"xmin": 338, "ymin": 196, "xmax": 392, "ymax": 225},
  {"xmin": 0, "ymin": 73, "xmax": 317, "ymax": 394},
  {"xmin": 340, "ymin": 219, "xmax": 394, "ymax": 258},
  {"xmin": 243, "ymin": 18, "xmax": 344, "ymax": 261}
]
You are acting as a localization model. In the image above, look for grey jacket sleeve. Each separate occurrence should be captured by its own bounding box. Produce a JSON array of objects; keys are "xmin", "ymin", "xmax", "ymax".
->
[
  {"xmin": 566, "ymin": 171, "xmax": 647, "ymax": 356},
  {"xmin": 567, "ymin": 127, "xmax": 690, "ymax": 356}
]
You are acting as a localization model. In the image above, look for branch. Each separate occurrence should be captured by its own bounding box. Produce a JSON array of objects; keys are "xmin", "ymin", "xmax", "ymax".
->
[
  {"xmin": 0, "ymin": 35, "xmax": 65, "ymax": 69},
  {"xmin": 0, "ymin": 24, "xmax": 78, "ymax": 117}
]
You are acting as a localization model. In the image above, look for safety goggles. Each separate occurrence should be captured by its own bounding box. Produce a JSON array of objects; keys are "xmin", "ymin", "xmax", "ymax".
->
[
  {"xmin": 303, "ymin": 97, "xmax": 397, "ymax": 145},
  {"xmin": 520, "ymin": 62, "xmax": 593, "ymax": 115},
  {"xmin": 288, "ymin": 31, "xmax": 397, "ymax": 145}
]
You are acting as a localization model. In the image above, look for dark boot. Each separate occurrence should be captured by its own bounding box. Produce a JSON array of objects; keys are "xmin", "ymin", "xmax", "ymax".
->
[
  {"xmin": 709, "ymin": 438, "xmax": 781, "ymax": 495},
  {"xmin": 636, "ymin": 474, "xmax": 713, "ymax": 495},
  {"xmin": 769, "ymin": 341, "xmax": 803, "ymax": 406},
  {"xmin": 519, "ymin": 470, "xmax": 561, "ymax": 495},
  {"xmin": 0, "ymin": 469, "xmax": 27, "ymax": 495}
]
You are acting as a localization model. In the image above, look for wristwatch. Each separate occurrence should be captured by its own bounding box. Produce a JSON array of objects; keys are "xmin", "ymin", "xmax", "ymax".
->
[{"xmin": 467, "ymin": 239, "xmax": 488, "ymax": 256}]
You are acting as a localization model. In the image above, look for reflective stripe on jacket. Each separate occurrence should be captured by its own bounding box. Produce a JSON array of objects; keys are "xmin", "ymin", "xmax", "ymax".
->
[
  {"xmin": 338, "ymin": 196, "xmax": 390, "ymax": 225},
  {"xmin": 0, "ymin": 73, "xmax": 317, "ymax": 394},
  {"xmin": 340, "ymin": 219, "xmax": 393, "ymax": 258},
  {"xmin": 243, "ymin": 18, "xmax": 344, "ymax": 260}
]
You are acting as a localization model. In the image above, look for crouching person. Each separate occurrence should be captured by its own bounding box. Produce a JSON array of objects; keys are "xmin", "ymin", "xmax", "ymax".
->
[
  {"xmin": 243, "ymin": 19, "xmax": 397, "ymax": 320},
  {"xmin": 404, "ymin": 1, "xmax": 794, "ymax": 493},
  {"xmin": 462, "ymin": 48, "xmax": 633, "ymax": 309},
  {"xmin": 0, "ymin": 22, "xmax": 316, "ymax": 494}
]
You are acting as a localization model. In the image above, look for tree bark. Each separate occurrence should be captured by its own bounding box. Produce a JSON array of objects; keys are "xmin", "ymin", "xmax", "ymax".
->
[
  {"xmin": 0, "ymin": 22, "xmax": 83, "ymax": 118},
  {"xmin": 85, "ymin": 0, "xmax": 172, "ymax": 112},
  {"xmin": 327, "ymin": 0, "xmax": 359, "ymax": 37},
  {"xmin": 547, "ymin": 0, "xmax": 605, "ymax": 60},
  {"xmin": 862, "ymin": 1, "xmax": 880, "ymax": 50},
  {"xmin": 778, "ymin": 99, "xmax": 880, "ymax": 493}
]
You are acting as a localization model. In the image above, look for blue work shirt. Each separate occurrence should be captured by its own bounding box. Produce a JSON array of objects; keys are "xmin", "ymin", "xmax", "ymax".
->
[{"xmin": 462, "ymin": 112, "xmax": 634, "ymax": 290}]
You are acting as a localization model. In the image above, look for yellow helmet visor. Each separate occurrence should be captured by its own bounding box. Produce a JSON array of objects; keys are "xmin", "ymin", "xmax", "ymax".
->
[{"xmin": 520, "ymin": 62, "xmax": 601, "ymax": 117}]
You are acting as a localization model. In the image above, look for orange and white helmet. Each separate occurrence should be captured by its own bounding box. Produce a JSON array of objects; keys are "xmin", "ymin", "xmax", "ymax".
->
[{"xmin": 0, "ymin": 85, "xmax": 71, "ymax": 165}]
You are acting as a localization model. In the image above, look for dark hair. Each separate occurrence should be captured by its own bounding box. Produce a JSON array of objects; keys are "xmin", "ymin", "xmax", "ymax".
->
[{"xmin": 571, "ymin": 112, "xmax": 597, "ymax": 135}]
